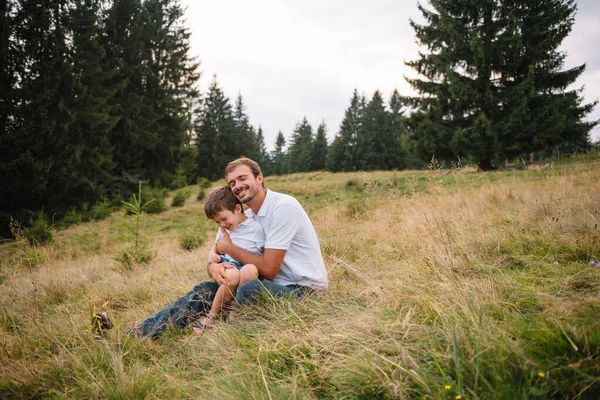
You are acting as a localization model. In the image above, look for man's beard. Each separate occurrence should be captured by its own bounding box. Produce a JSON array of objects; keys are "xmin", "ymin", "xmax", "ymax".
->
[{"xmin": 235, "ymin": 185, "xmax": 257, "ymax": 203}]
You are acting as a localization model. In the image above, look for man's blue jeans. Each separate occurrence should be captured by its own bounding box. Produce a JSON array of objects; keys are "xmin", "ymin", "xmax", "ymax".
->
[{"xmin": 130, "ymin": 279, "xmax": 310, "ymax": 338}]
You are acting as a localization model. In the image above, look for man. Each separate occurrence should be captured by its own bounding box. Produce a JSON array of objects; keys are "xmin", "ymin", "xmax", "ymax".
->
[{"xmin": 130, "ymin": 157, "xmax": 327, "ymax": 338}]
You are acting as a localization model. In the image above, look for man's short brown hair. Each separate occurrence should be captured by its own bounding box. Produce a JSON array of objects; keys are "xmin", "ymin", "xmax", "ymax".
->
[
  {"xmin": 225, "ymin": 157, "xmax": 262, "ymax": 178},
  {"xmin": 204, "ymin": 186, "xmax": 242, "ymax": 219}
]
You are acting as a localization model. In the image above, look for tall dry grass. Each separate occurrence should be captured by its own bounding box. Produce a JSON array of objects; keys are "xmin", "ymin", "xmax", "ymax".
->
[{"xmin": 1, "ymin": 158, "xmax": 599, "ymax": 398}]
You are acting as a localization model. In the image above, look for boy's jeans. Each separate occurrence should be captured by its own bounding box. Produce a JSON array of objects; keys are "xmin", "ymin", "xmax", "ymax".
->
[{"xmin": 130, "ymin": 280, "xmax": 311, "ymax": 338}]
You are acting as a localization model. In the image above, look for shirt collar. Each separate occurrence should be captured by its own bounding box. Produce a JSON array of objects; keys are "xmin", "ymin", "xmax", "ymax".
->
[{"xmin": 238, "ymin": 209, "xmax": 254, "ymax": 226}]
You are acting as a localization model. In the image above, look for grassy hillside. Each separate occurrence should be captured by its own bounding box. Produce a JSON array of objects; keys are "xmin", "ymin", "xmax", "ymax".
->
[{"xmin": 1, "ymin": 156, "xmax": 599, "ymax": 399}]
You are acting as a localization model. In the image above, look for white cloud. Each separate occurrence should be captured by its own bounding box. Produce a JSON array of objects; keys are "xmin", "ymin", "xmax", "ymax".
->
[{"xmin": 182, "ymin": 0, "xmax": 600, "ymax": 147}]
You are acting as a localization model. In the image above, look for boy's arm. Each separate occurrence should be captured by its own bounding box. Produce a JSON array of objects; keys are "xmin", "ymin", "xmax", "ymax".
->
[
  {"xmin": 207, "ymin": 244, "xmax": 220, "ymax": 264},
  {"xmin": 215, "ymin": 230, "xmax": 286, "ymax": 279},
  {"xmin": 205, "ymin": 228, "xmax": 227, "ymax": 283}
]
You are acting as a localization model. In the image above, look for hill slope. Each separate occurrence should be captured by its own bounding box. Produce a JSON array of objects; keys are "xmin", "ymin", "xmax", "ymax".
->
[{"xmin": 1, "ymin": 157, "xmax": 599, "ymax": 398}]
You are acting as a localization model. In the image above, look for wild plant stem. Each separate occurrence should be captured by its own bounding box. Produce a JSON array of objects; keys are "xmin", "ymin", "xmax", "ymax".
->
[{"xmin": 135, "ymin": 180, "xmax": 141, "ymax": 255}]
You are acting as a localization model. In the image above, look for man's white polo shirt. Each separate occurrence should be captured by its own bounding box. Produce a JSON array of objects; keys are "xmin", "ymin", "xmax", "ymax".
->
[{"xmin": 250, "ymin": 189, "xmax": 328, "ymax": 290}]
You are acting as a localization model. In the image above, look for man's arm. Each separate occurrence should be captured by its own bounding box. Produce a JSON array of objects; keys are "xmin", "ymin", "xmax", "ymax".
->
[{"xmin": 216, "ymin": 230, "xmax": 286, "ymax": 280}]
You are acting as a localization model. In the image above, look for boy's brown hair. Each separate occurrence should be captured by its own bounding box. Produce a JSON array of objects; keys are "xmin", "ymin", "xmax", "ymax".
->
[{"xmin": 204, "ymin": 186, "xmax": 242, "ymax": 219}]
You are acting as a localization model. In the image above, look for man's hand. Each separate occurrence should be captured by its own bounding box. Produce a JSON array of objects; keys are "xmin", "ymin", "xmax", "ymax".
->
[
  {"xmin": 207, "ymin": 262, "xmax": 229, "ymax": 285},
  {"xmin": 216, "ymin": 229, "xmax": 232, "ymax": 255}
]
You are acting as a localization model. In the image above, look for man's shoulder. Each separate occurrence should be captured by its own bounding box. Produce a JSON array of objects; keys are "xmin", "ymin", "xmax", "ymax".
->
[{"xmin": 268, "ymin": 190, "xmax": 301, "ymax": 208}]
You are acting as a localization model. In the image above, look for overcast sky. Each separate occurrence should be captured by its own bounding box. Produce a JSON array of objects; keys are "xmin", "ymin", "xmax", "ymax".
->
[{"xmin": 181, "ymin": 0, "xmax": 600, "ymax": 148}]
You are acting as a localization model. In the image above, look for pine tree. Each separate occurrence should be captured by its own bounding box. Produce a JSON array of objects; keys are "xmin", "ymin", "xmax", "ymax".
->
[
  {"xmin": 496, "ymin": 0, "xmax": 596, "ymax": 159},
  {"xmin": 287, "ymin": 117, "xmax": 314, "ymax": 173},
  {"xmin": 388, "ymin": 89, "xmax": 409, "ymax": 170},
  {"xmin": 140, "ymin": 0, "xmax": 200, "ymax": 188},
  {"xmin": 271, "ymin": 131, "xmax": 287, "ymax": 175},
  {"xmin": 195, "ymin": 76, "xmax": 236, "ymax": 181},
  {"xmin": 356, "ymin": 90, "xmax": 399, "ymax": 170},
  {"xmin": 232, "ymin": 93, "xmax": 258, "ymax": 160},
  {"xmin": 103, "ymin": 0, "xmax": 148, "ymax": 185},
  {"xmin": 405, "ymin": 0, "xmax": 596, "ymax": 169},
  {"xmin": 312, "ymin": 122, "xmax": 329, "ymax": 171},
  {"xmin": 2, "ymin": 0, "xmax": 76, "ymax": 216},
  {"xmin": 0, "ymin": 0, "xmax": 16, "ymax": 148},
  {"xmin": 0, "ymin": 0, "xmax": 22, "ymax": 234},
  {"xmin": 67, "ymin": 0, "xmax": 119, "ymax": 203},
  {"xmin": 255, "ymin": 125, "xmax": 272, "ymax": 174},
  {"xmin": 327, "ymin": 90, "xmax": 364, "ymax": 172}
]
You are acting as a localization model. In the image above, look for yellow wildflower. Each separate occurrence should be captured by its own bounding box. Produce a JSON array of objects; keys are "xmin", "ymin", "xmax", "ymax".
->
[
  {"xmin": 538, "ymin": 372, "xmax": 545, "ymax": 378},
  {"xmin": 456, "ymin": 395, "xmax": 462, "ymax": 399},
  {"xmin": 444, "ymin": 385, "xmax": 452, "ymax": 390}
]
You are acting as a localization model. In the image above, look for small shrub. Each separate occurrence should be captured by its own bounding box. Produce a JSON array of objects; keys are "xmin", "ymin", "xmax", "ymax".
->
[
  {"xmin": 345, "ymin": 179, "xmax": 364, "ymax": 192},
  {"xmin": 115, "ymin": 246, "xmax": 154, "ymax": 267},
  {"xmin": 171, "ymin": 190, "xmax": 190, "ymax": 208},
  {"xmin": 169, "ymin": 168, "xmax": 189, "ymax": 190},
  {"xmin": 343, "ymin": 199, "xmax": 369, "ymax": 219},
  {"xmin": 197, "ymin": 188, "xmax": 207, "ymax": 202},
  {"xmin": 198, "ymin": 177, "xmax": 212, "ymax": 189},
  {"xmin": 180, "ymin": 229, "xmax": 207, "ymax": 251},
  {"xmin": 62, "ymin": 207, "xmax": 83, "ymax": 225},
  {"xmin": 23, "ymin": 211, "xmax": 54, "ymax": 246},
  {"xmin": 90, "ymin": 201, "xmax": 114, "ymax": 220}
]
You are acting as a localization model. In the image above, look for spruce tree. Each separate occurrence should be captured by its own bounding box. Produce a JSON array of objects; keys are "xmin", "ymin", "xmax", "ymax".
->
[
  {"xmin": 232, "ymin": 93, "xmax": 258, "ymax": 160},
  {"xmin": 255, "ymin": 125, "xmax": 272, "ymax": 174},
  {"xmin": 140, "ymin": 0, "xmax": 200, "ymax": 188},
  {"xmin": 287, "ymin": 117, "xmax": 314, "ymax": 173},
  {"xmin": 312, "ymin": 122, "xmax": 329, "ymax": 171},
  {"xmin": 496, "ymin": 0, "xmax": 596, "ymax": 159},
  {"xmin": 67, "ymin": 0, "xmax": 119, "ymax": 203},
  {"xmin": 3, "ymin": 0, "xmax": 76, "ymax": 216},
  {"xmin": 194, "ymin": 76, "xmax": 236, "ymax": 181},
  {"xmin": 327, "ymin": 89, "xmax": 364, "ymax": 172},
  {"xmin": 103, "ymin": 0, "xmax": 148, "ymax": 185},
  {"xmin": 0, "ymin": 0, "xmax": 22, "ymax": 234},
  {"xmin": 389, "ymin": 89, "xmax": 409, "ymax": 170},
  {"xmin": 356, "ymin": 90, "xmax": 399, "ymax": 170},
  {"xmin": 271, "ymin": 131, "xmax": 287, "ymax": 175},
  {"xmin": 405, "ymin": 0, "xmax": 596, "ymax": 169}
]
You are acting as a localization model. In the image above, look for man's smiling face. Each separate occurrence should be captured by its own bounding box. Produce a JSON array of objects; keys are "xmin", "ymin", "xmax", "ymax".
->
[{"xmin": 226, "ymin": 164, "xmax": 263, "ymax": 204}]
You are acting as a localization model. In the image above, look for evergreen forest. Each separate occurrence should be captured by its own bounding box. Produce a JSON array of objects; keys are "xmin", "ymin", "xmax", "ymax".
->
[{"xmin": 1, "ymin": 0, "xmax": 597, "ymax": 237}]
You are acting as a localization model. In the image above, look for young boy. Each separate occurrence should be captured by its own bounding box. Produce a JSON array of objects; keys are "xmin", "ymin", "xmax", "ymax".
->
[{"xmin": 192, "ymin": 186, "xmax": 265, "ymax": 335}]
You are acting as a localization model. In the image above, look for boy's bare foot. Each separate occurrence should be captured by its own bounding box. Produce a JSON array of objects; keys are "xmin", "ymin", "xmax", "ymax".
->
[
  {"xmin": 192, "ymin": 313, "xmax": 217, "ymax": 336},
  {"xmin": 226, "ymin": 310, "xmax": 237, "ymax": 324}
]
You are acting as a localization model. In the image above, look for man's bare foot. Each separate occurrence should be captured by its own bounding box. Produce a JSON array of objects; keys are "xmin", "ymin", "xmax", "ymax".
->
[{"xmin": 192, "ymin": 313, "xmax": 217, "ymax": 336}]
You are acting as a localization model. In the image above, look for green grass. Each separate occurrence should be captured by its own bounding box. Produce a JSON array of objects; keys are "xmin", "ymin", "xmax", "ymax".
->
[{"xmin": 1, "ymin": 155, "xmax": 600, "ymax": 398}]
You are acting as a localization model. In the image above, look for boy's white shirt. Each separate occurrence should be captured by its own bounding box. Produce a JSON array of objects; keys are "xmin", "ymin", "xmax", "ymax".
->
[{"xmin": 214, "ymin": 209, "xmax": 265, "ymax": 261}]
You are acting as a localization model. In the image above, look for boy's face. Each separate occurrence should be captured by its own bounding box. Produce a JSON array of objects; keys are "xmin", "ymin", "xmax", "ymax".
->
[
  {"xmin": 226, "ymin": 165, "xmax": 263, "ymax": 204},
  {"xmin": 212, "ymin": 204, "xmax": 243, "ymax": 232}
]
